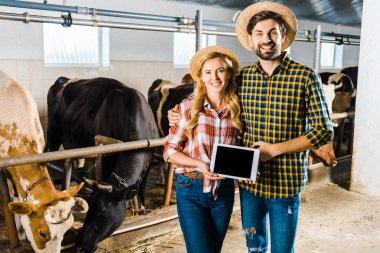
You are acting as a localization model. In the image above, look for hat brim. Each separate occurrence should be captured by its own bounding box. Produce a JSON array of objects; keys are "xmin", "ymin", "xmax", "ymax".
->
[
  {"xmin": 189, "ymin": 46, "xmax": 239, "ymax": 85},
  {"xmin": 236, "ymin": 1, "xmax": 298, "ymax": 51}
]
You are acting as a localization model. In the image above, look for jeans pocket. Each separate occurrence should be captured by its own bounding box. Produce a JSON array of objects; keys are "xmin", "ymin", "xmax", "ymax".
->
[{"xmin": 176, "ymin": 174, "xmax": 193, "ymax": 188}]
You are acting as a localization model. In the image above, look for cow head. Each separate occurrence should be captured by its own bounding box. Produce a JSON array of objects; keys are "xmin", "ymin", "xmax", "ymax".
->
[
  {"xmin": 9, "ymin": 183, "xmax": 88, "ymax": 252},
  {"xmin": 76, "ymin": 178, "xmax": 138, "ymax": 253},
  {"xmin": 328, "ymin": 73, "xmax": 356, "ymax": 113}
]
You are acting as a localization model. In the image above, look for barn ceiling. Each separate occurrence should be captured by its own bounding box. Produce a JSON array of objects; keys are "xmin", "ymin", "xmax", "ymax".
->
[{"xmin": 162, "ymin": 0, "xmax": 363, "ymax": 27}]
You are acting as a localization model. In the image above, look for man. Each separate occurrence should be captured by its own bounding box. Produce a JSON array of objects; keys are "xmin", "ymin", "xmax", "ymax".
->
[
  {"xmin": 235, "ymin": 2, "xmax": 332, "ymax": 252},
  {"xmin": 169, "ymin": 2, "xmax": 333, "ymax": 252}
]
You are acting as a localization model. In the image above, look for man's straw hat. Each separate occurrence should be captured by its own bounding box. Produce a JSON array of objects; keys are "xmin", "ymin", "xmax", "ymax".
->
[
  {"xmin": 189, "ymin": 46, "xmax": 239, "ymax": 84},
  {"xmin": 236, "ymin": 1, "xmax": 298, "ymax": 51}
]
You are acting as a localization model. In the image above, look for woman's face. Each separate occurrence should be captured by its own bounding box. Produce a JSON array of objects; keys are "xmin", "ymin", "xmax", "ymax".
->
[{"xmin": 201, "ymin": 57, "xmax": 230, "ymax": 96}]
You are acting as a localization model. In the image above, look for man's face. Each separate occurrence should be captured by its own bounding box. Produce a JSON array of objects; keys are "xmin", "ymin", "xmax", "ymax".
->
[{"xmin": 248, "ymin": 19, "xmax": 286, "ymax": 60}]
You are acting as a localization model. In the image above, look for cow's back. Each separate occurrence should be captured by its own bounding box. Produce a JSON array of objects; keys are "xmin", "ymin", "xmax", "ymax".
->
[
  {"xmin": 0, "ymin": 71, "xmax": 44, "ymax": 158},
  {"xmin": 47, "ymin": 77, "xmax": 159, "ymax": 150}
]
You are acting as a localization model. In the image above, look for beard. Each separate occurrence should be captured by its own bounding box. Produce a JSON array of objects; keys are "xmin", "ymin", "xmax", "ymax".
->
[{"xmin": 254, "ymin": 42, "xmax": 282, "ymax": 60}]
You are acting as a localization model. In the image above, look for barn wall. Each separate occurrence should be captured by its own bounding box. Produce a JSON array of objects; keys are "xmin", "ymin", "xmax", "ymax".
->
[
  {"xmin": 350, "ymin": 0, "xmax": 380, "ymax": 196},
  {"xmin": 0, "ymin": 0, "xmax": 361, "ymax": 131}
]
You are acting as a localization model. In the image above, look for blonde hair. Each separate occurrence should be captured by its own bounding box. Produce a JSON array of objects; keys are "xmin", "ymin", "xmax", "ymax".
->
[{"xmin": 185, "ymin": 53, "xmax": 244, "ymax": 136}]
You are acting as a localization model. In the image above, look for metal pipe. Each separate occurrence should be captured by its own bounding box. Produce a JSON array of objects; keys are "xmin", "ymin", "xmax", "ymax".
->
[
  {"xmin": 62, "ymin": 159, "xmax": 72, "ymax": 191},
  {"xmin": 314, "ymin": 25, "xmax": 321, "ymax": 72},
  {"xmin": 0, "ymin": 12, "xmax": 361, "ymax": 45},
  {"xmin": 321, "ymin": 32, "xmax": 360, "ymax": 40},
  {"xmin": 0, "ymin": 138, "xmax": 166, "ymax": 168},
  {"xmin": 195, "ymin": 10, "xmax": 202, "ymax": 52},
  {"xmin": 0, "ymin": 0, "xmax": 236, "ymax": 29},
  {"xmin": 330, "ymin": 111, "xmax": 355, "ymax": 120},
  {"xmin": 0, "ymin": 0, "xmax": 181, "ymax": 23}
]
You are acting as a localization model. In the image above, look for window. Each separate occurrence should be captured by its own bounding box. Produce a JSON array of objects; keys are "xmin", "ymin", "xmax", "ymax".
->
[
  {"xmin": 320, "ymin": 42, "xmax": 343, "ymax": 69},
  {"xmin": 173, "ymin": 32, "xmax": 216, "ymax": 68},
  {"xmin": 43, "ymin": 24, "xmax": 109, "ymax": 67}
]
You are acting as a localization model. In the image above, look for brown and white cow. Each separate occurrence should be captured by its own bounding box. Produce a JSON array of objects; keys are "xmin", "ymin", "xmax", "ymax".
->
[{"xmin": 0, "ymin": 71, "xmax": 87, "ymax": 252}]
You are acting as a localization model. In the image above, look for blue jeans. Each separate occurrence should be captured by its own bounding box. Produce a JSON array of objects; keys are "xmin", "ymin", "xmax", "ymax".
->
[
  {"xmin": 239, "ymin": 187, "xmax": 300, "ymax": 253},
  {"xmin": 176, "ymin": 174, "xmax": 235, "ymax": 253}
]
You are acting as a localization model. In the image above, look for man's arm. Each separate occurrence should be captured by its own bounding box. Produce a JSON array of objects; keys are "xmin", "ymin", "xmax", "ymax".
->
[
  {"xmin": 251, "ymin": 136, "xmax": 312, "ymax": 162},
  {"xmin": 168, "ymin": 105, "xmax": 181, "ymax": 126}
]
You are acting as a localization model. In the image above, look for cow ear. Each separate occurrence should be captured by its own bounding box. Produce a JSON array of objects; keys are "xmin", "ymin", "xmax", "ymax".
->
[
  {"xmin": 113, "ymin": 184, "xmax": 139, "ymax": 202},
  {"xmin": 8, "ymin": 202, "xmax": 34, "ymax": 215},
  {"xmin": 66, "ymin": 182, "xmax": 84, "ymax": 197}
]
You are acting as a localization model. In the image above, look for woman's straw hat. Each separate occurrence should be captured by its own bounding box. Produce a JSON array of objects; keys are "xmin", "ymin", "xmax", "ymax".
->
[
  {"xmin": 235, "ymin": 1, "xmax": 298, "ymax": 51},
  {"xmin": 189, "ymin": 46, "xmax": 239, "ymax": 84}
]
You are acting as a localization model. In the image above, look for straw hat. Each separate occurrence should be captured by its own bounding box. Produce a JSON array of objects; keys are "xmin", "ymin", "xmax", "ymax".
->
[
  {"xmin": 189, "ymin": 46, "xmax": 239, "ymax": 84},
  {"xmin": 236, "ymin": 1, "xmax": 298, "ymax": 51}
]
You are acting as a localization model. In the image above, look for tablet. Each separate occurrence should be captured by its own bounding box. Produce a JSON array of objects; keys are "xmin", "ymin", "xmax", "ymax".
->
[{"xmin": 210, "ymin": 143, "xmax": 260, "ymax": 181}]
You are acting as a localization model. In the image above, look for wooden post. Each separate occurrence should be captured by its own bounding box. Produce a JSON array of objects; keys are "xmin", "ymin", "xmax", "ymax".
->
[
  {"xmin": 0, "ymin": 168, "xmax": 20, "ymax": 248},
  {"xmin": 162, "ymin": 163, "xmax": 175, "ymax": 207}
]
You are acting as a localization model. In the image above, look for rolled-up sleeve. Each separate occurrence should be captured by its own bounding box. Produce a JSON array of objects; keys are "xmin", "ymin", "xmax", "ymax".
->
[
  {"xmin": 163, "ymin": 104, "xmax": 188, "ymax": 161},
  {"xmin": 305, "ymin": 71, "xmax": 334, "ymax": 149}
]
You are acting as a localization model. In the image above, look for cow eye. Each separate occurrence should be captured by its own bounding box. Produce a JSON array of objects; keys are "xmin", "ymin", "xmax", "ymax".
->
[{"xmin": 39, "ymin": 231, "xmax": 50, "ymax": 240}]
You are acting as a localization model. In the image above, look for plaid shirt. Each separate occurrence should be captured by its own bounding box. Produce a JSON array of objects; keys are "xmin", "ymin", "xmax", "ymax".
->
[
  {"xmin": 237, "ymin": 53, "xmax": 333, "ymax": 199},
  {"xmin": 164, "ymin": 98, "xmax": 239, "ymax": 193}
]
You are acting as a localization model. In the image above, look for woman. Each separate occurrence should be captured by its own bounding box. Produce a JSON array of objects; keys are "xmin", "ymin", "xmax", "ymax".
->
[{"xmin": 163, "ymin": 46, "xmax": 243, "ymax": 253}]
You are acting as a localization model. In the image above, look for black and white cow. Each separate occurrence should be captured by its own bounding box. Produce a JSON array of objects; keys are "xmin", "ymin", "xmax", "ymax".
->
[
  {"xmin": 148, "ymin": 79, "xmax": 195, "ymax": 137},
  {"xmin": 340, "ymin": 66, "xmax": 358, "ymax": 107},
  {"xmin": 46, "ymin": 77, "xmax": 159, "ymax": 253}
]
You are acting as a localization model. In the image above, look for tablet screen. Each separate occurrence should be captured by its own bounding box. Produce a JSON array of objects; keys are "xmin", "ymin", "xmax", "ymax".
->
[{"xmin": 211, "ymin": 144, "xmax": 260, "ymax": 181}]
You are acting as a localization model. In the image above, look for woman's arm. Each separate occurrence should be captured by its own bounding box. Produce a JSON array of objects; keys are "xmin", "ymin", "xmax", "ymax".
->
[{"xmin": 168, "ymin": 152, "xmax": 224, "ymax": 180}]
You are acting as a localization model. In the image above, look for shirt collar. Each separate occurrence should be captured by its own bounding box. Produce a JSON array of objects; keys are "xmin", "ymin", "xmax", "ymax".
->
[
  {"xmin": 203, "ymin": 99, "xmax": 228, "ymax": 114},
  {"xmin": 252, "ymin": 52, "xmax": 291, "ymax": 75}
]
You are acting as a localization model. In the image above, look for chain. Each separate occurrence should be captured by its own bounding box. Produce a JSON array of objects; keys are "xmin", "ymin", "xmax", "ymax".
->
[
  {"xmin": 23, "ymin": 176, "xmax": 52, "ymax": 202},
  {"xmin": 111, "ymin": 172, "xmax": 129, "ymax": 189}
]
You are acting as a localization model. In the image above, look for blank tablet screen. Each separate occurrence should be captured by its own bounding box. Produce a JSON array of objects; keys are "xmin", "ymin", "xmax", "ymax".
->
[{"xmin": 213, "ymin": 145, "xmax": 255, "ymax": 178}]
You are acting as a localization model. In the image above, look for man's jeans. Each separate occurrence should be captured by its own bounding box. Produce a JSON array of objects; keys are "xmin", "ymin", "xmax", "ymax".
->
[
  {"xmin": 239, "ymin": 187, "xmax": 300, "ymax": 253},
  {"xmin": 176, "ymin": 174, "xmax": 235, "ymax": 253}
]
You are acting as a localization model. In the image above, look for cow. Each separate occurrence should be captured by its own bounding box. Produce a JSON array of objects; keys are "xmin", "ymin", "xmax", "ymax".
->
[
  {"xmin": 340, "ymin": 66, "xmax": 358, "ymax": 107},
  {"xmin": 45, "ymin": 77, "xmax": 159, "ymax": 253},
  {"xmin": 148, "ymin": 78, "xmax": 195, "ymax": 137},
  {"xmin": 0, "ymin": 71, "xmax": 88, "ymax": 252},
  {"xmin": 319, "ymin": 72, "xmax": 356, "ymax": 113},
  {"xmin": 318, "ymin": 72, "xmax": 356, "ymax": 158}
]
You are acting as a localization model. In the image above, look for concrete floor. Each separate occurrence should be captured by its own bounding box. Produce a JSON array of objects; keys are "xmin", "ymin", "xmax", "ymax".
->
[{"xmin": 118, "ymin": 183, "xmax": 380, "ymax": 253}]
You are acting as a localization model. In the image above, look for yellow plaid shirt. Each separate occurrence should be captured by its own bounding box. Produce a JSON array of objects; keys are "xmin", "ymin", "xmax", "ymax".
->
[{"xmin": 237, "ymin": 53, "xmax": 333, "ymax": 199}]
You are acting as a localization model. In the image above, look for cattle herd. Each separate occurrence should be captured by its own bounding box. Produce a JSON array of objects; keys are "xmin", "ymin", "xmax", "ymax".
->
[{"xmin": 0, "ymin": 65, "xmax": 357, "ymax": 252}]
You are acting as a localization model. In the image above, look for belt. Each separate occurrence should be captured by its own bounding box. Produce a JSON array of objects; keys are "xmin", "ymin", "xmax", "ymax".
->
[{"xmin": 183, "ymin": 171, "xmax": 204, "ymax": 180}]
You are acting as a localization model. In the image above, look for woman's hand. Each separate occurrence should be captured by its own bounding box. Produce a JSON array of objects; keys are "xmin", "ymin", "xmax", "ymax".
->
[{"xmin": 197, "ymin": 161, "xmax": 225, "ymax": 180}]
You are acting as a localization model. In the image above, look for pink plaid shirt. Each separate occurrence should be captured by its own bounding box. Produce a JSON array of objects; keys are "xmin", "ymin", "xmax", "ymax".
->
[{"xmin": 164, "ymin": 98, "xmax": 239, "ymax": 194}]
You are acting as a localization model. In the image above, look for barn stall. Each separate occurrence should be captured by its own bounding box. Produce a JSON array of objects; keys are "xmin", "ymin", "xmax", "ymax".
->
[{"xmin": 0, "ymin": 0, "xmax": 369, "ymax": 252}]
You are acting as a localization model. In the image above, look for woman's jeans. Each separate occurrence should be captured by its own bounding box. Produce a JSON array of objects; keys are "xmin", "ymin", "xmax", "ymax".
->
[
  {"xmin": 176, "ymin": 174, "xmax": 235, "ymax": 253},
  {"xmin": 239, "ymin": 187, "xmax": 300, "ymax": 253}
]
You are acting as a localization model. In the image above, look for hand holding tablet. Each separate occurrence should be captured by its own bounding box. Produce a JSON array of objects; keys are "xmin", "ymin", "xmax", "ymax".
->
[{"xmin": 210, "ymin": 143, "xmax": 260, "ymax": 182}]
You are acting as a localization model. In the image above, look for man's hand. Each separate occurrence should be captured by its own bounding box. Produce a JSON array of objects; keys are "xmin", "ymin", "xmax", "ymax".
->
[
  {"xmin": 251, "ymin": 141, "xmax": 281, "ymax": 162},
  {"xmin": 168, "ymin": 105, "xmax": 181, "ymax": 126}
]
